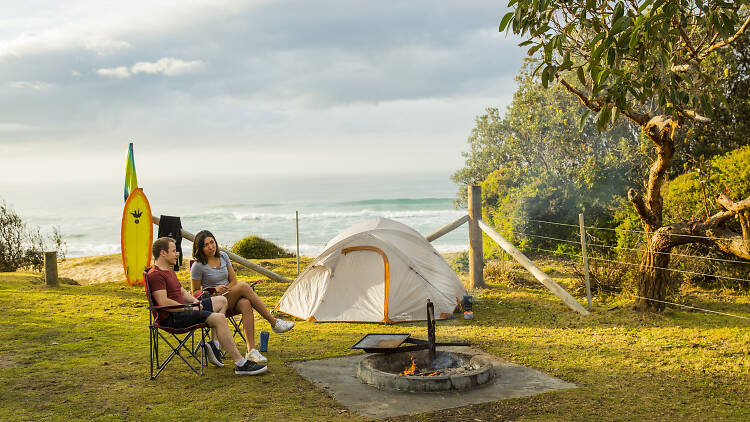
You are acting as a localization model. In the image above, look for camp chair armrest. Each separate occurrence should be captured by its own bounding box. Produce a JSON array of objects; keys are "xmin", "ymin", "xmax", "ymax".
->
[{"xmin": 149, "ymin": 303, "xmax": 199, "ymax": 311}]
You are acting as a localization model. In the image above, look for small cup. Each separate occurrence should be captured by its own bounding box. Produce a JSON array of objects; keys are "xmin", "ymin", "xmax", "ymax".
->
[
  {"xmin": 463, "ymin": 311, "xmax": 474, "ymax": 320},
  {"xmin": 259, "ymin": 331, "xmax": 269, "ymax": 352}
]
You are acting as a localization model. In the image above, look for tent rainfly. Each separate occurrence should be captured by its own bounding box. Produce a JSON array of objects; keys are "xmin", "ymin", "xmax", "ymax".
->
[{"xmin": 277, "ymin": 217, "xmax": 467, "ymax": 323}]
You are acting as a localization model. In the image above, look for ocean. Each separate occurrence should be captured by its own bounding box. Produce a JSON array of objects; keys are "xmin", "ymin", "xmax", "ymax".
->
[{"xmin": 0, "ymin": 172, "xmax": 469, "ymax": 258}]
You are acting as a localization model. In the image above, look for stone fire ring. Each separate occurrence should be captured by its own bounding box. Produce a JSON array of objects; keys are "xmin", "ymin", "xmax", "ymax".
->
[{"xmin": 357, "ymin": 350, "xmax": 495, "ymax": 392}]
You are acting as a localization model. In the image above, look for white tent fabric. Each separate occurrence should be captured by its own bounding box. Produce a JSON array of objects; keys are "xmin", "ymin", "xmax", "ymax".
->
[{"xmin": 277, "ymin": 217, "xmax": 466, "ymax": 322}]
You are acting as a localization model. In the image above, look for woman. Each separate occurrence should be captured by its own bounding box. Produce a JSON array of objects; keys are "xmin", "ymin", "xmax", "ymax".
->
[{"xmin": 191, "ymin": 230, "xmax": 294, "ymax": 364}]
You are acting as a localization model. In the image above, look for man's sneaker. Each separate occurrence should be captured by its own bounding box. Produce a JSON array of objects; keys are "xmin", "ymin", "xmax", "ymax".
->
[
  {"xmin": 246, "ymin": 348, "xmax": 268, "ymax": 364},
  {"xmin": 203, "ymin": 341, "xmax": 224, "ymax": 368},
  {"xmin": 235, "ymin": 360, "xmax": 268, "ymax": 375},
  {"xmin": 272, "ymin": 318, "xmax": 294, "ymax": 333}
]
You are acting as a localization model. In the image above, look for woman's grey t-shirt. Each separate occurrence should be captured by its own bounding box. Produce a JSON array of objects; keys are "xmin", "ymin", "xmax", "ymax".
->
[{"xmin": 191, "ymin": 251, "xmax": 232, "ymax": 289}]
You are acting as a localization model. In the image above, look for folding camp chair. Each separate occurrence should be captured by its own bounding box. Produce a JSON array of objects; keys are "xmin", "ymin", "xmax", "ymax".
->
[
  {"xmin": 190, "ymin": 259, "xmax": 261, "ymax": 358},
  {"xmin": 144, "ymin": 269, "xmax": 209, "ymax": 380}
]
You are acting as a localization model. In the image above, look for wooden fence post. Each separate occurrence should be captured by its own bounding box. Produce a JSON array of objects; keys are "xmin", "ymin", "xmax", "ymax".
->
[
  {"xmin": 296, "ymin": 210, "xmax": 300, "ymax": 276},
  {"xmin": 579, "ymin": 213, "xmax": 592, "ymax": 311},
  {"xmin": 468, "ymin": 185, "xmax": 485, "ymax": 288},
  {"xmin": 44, "ymin": 251, "xmax": 58, "ymax": 287}
]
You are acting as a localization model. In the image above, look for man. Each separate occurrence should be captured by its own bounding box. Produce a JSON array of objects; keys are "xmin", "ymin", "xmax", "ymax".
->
[{"xmin": 148, "ymin": 237, "xmax": 266, "ymax": 375}]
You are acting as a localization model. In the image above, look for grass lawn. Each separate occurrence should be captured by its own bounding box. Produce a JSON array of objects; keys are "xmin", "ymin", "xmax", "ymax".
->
[{"xmin": 0, "ymin": 257, "xmax": 748, "ymax": 421}]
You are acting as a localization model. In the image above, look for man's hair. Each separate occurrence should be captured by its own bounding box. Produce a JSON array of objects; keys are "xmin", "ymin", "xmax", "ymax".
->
[
  {"xmin": 193, "ymin": 230, "xmax": 220, "ymax": 265},
  {"xmin": 152, "ymin": 237, "xmax": 175, "ymax": 260}
]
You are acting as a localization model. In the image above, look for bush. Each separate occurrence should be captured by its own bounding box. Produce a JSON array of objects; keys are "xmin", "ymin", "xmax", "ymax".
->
[
  {"xmin": 231, "ymin": 236, "xmax": 292, "ymax": 259},
  {"xmin": 0, "ymin": 201, "xmax": 66, "ymax": 272},
  {"xmin": 567, "ymin": 250, "xmax": 633, "ymax": 298},
  {"xmin": 483, "ymin": 259, "xmax": 517, "ymax": 286},
  {"xmin": 0, "ymin": 202, "xmax": 24, "ymax": 271},
  {"xmin": 663, "ymin": 145, "xmax": 750, "ymax": 224},
  {"xmin": 449, "ymin": 251, "xmax": 470, "ymax": 274}
]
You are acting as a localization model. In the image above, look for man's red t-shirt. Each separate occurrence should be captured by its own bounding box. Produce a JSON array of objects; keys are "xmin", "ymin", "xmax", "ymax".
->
[{"xmin": 147, "ymin": 266, "xmax": 186, "ymax": 322}]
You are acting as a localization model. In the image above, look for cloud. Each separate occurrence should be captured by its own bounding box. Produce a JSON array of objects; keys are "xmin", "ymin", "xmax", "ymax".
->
[
  {"xmin": 7, "ymin": 80, "xmax": 54, "ymax": 90},
  {"xmin": 96, "ymin": 57, "xmax": 205, "ymax": 78},
  {"xmin": 0, "ymin": 27, "xmax": 131, "ymax": 60},
  {"xmin": 95, "ymin": 66, "xmax": 130, "ymax": 78},
  {"xmin": 0, "ymin": 122, "xmax": 33, "ymax": 132},
  {"xmin": 130, "ymin": 57, "xmax": 205, "ymax": 76},
  {"xmin": 0, "ymin": 1, "xmax": 526, "ymax": 181}
]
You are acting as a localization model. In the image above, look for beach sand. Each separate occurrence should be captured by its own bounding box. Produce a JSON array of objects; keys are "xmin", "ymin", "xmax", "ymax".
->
[
  {"xmin": 57, "ymin": 251, "xmax": 463, "ymax": 285},
  {"xmin": 58, "ymin": 254, "xmax": 128, "ymax": 285}
]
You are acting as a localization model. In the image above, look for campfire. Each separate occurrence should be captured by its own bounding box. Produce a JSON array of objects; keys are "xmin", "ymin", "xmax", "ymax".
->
[
  {"xmin": 358, "ymin": 349, "xmax": 495, "ymax": 392},
  {"xmin": 399, "ymin": 356, "xmax": 416, "ymax": 376},
  {"xmin": 397, "ymin": 353, "xmax": 473, "ymax": 377},
  {"xmin": 354, "ymin": 300, "xmax": 495, "ymax": 392}
]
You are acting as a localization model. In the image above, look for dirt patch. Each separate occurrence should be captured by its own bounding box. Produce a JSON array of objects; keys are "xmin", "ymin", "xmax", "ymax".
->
[
  {"xmin": 0, "ymin": 354, "xmax": 20, "ymax": 368},
  {"xmin": 58, "ymin": 254, "xmax": 127, "ymax": 285}
]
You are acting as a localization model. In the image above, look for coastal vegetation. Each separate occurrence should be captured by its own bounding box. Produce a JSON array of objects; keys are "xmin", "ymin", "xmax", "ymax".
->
[
  {"xmin": 231, "ymin": 235, "xmax": 294, "ymax": 259},
  {"xmin": 454, "ymin": 1, "xmax": 750, "ymax": 311},
  {"xmin": 0, "ymin": 201, "xmax": 65, "ymax": 272}
]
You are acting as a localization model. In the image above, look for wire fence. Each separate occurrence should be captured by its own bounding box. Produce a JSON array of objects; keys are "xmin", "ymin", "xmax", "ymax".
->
[{"xmin": 489, "ymin": 216, "xmax": 750, "ymax": 321}]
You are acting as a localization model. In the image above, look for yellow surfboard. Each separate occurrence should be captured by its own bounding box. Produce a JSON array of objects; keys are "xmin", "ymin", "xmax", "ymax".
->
[{"xmin": 121, "ymin": 188, "xmax": 153, "ymax": 285}]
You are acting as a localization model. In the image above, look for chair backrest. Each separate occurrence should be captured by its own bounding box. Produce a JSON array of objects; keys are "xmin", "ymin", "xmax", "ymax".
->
[{"xmin": 143, "ymin": 268, "xmax": 159, "ymax": 320}]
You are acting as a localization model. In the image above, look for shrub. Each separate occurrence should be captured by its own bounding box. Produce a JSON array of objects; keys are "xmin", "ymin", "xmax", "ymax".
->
[
  {"xmin": 231, "ymin": 236, "xmax": 292, "ymax": 259},
  {"xmin": 567, "ymin": 250, "xmax": 633, "ymax": 298},
  {"xmin": 449, "ymin": 251, "xmax": 470, "ymax": 274},
  {"xmin": 0, "ymin": 202, "xmax": 24, "ymax": 271},
  {"xmin": 0, "ymin": 201, "xmax": 66, "ymax": 272},
  {"xmin": 483, "ymin": 259, "xmax": 517, "ymax": 286}
]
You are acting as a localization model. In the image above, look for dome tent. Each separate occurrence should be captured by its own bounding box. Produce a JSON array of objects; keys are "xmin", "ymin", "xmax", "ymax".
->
[{"xmin": 277, "ymin": 217, "xmax": 466, "ymax": 323}]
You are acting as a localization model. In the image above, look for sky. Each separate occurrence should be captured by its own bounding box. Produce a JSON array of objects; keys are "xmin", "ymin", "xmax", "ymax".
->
[{"xmin": 0, "ymin": 0, "xmax": 524, "ymax": 188}]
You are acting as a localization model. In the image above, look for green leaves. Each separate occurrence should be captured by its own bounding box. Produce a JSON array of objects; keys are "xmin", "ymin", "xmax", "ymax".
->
[
  {"xmin": 502, "ymin": 0, "xmax": 747, "ymax": 129},
  {"xmin": 499, "ymin": 12, "xmax": 514, "ymax": 32},
  {"xmin": 578, "ymin": 109, "xmax": 591, "ymax": 131},
  {"xmin": 577, "ymin": 66, "xmax": 587, "ymax": 85}
]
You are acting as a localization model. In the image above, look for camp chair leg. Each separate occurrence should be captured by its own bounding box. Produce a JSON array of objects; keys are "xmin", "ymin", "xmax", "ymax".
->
[
  {"xmin": 150, "ymin": 328, "xmax": 206, "ymax": 380},
  {"xmin": 149, "ymin": 326, "xmax": 155, "ymax": 380},
  {"xmin": 220, "ymin": 316, "xmax": 246, "ymax": 359}
]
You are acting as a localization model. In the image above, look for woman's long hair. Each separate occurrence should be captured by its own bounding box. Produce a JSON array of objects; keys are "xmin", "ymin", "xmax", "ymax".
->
[{"xmin": 193, "ymin": 230, "xmax": 220, "ymax": 265}]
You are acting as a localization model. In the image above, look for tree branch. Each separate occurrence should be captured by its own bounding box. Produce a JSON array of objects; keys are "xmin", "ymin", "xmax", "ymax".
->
[
  {"xmin": 703, "ymin": 227, "xmax": 750, "ymax": 259},
  {"xmin": 558, "ymin": 78, "xmax": 651, "ymax": 126},
  {"xmin": 716, "ymin": 193, "xmax": 750, "ymax": 213},
  {"xmin": 647, "ymin": 212, "xmax": 750, "ymax": 259},
  {"xmin": 679, "ymin": 26, "xmax": 698, "ymax": 58},
  {"xmin": 628, "ymin": 188, "xmax": 659, "ymax": 228},
  {"xmin": 716, "ymin": 193, "xmax": 750, "ymax": 254},
  {"xmin": 558, "ymin": 78, "xmax": 602, "ymax": 111},
  {"xmin": 678, "ymin": 108, "xmax": 711, "ymax": 123},
  {"xmin": 699, "ymin": 14, "xmax": 750, "ymax": 60}
]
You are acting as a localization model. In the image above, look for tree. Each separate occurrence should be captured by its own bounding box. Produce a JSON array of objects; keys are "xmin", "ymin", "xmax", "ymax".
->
[
  {"xmin": 0, "ymin": 201, "xmax": 66, "ymax": 272},
  {"xmin": 501, "ymin": 0, "xmax": 750, "ymax": 310},
  {"xmin": 453, "ymin": 61, "xmax": 642, "ymax": 255},
  {"xmin": 0, "ymin": 202, "xmax": 25, "ymax": 272}
]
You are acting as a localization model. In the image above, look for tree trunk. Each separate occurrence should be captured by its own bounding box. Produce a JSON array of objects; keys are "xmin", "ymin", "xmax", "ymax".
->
[
  {"xmin": 629, "ymin": 120, "xmax": 676, "ymax": 312},
  {"xmin": 634, "ymin": 241, "xmax": 671, "ymax": 311}
]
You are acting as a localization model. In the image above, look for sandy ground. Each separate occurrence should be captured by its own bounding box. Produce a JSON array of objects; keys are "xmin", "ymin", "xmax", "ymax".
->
[
  {"xmin": 56, "ymin": 251, "xmax": 463, "ymax": 285},
  {"xmin": 58, "ymin": 254, "xmax": 128, "ymax": 285}
]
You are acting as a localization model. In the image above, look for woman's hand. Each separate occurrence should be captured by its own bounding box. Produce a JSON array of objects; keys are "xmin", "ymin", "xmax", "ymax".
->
[{"xmin": 216, "ymin": 284, "xmax": 229, "ymax": 295}]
